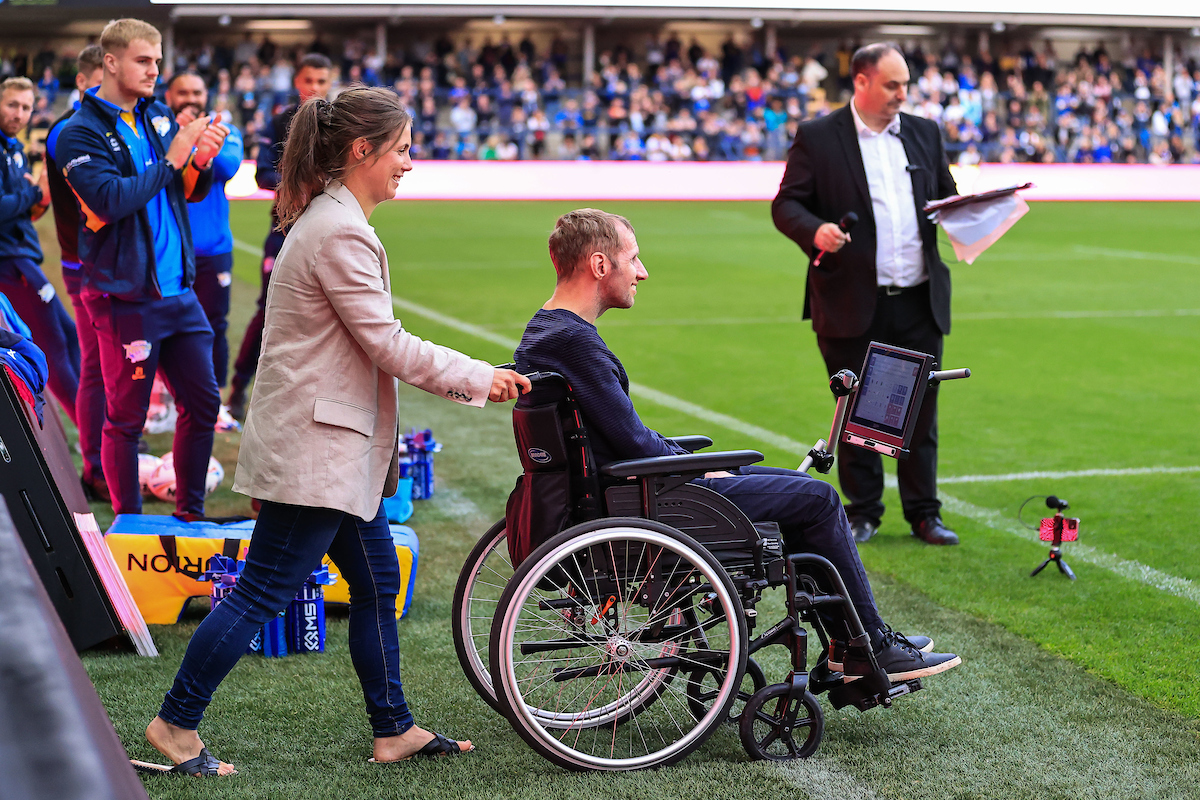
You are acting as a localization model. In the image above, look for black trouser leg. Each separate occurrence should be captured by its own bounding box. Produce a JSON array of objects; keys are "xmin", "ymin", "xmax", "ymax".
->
[
  {"xmin": 230, "ymin": 230, "xmax": 284, "ymax": 399},
  {"xmin": 816, "ymin": 283, "xmax": 944, "ymax": 527}
]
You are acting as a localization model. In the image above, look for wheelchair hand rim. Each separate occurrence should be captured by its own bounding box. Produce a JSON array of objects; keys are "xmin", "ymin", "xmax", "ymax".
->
[{"xmin": 494, "ymin": 523, "xmax": 747, "ymax": 771}]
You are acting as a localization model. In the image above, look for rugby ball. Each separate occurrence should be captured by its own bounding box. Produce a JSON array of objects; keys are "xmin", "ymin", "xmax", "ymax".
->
[
  {"xmin": 148, "ymin": 452, "xmax": 225, "ymax": 502},
  {"xmin": 138, "ymin": 453, "xmax": 163, "ymax": 497}
]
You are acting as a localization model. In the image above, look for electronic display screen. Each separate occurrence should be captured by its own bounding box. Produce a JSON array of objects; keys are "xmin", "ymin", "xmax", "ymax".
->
[{"xmin": 848, "ymin": 350, "xmax": 925, "ymax": 438}]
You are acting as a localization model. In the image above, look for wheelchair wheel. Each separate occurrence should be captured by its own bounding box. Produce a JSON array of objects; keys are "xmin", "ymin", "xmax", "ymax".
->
[
  {"xmin": 490, "ymin": 518, "xmax": 748, "ymax": 771},
  {"xmin": 739, "ymin": 682, "xmax": 824, "ymax": 761},
  {"xmin": 687, "ymin": 657, "xmax": 766, "ymax": 724},
  {"xmin": 451, "ymin": 520, "xmax": 510, "ymax": 711}
]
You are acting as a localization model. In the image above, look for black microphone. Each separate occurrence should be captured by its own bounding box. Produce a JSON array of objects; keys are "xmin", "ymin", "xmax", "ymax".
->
[
  {"xmin": 813, "ymin": 212, "xmax": 859, "ymax": 267},
  {"xmin": 1046, "ymin": 495, "xmax": 1069, "ymax": 511}
]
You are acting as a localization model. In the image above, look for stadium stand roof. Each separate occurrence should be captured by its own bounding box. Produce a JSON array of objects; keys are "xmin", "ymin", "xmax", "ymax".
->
[{"xmin": 155, "ymin": 1, "xmax": 1199, "ymax": 29}]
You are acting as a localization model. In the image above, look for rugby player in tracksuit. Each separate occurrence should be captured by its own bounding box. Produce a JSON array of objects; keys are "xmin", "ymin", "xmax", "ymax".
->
[
  {"xmin": 164, "ymin": 71, "xmax": 244, "ymax": 399},
  {"xmin": 0, "ymin": 76, "xmax": 82, "ymax": 423},
  {"xmin": 45, "ymin": 45, "xmax": 107, "ymax": 499},
  {"xmin": 56, "ymin": 19, "xmax": 229, "ymax": 517},
  {"xmin": 226, "ymin": 52, "xmax": 331, "ymax": 419}
]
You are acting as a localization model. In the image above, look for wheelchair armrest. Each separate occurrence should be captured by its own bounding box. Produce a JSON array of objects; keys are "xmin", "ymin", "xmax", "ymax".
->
[
  {"xmin": 667, "ymin": 435, "xmax": 713, "ymax": 453},
  {"xmin": 601, "ymin": 450, "xmax": 763, "ymax": 479}
]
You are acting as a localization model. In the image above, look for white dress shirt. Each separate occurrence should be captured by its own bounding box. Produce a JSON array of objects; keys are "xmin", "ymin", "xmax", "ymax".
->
[{"xmin": 850, "ymin": 99, "xmax": 926, "ymax": 287}]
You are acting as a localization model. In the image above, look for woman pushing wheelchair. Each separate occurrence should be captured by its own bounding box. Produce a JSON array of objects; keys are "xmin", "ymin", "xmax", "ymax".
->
[{"xmin": 137, "ymin": 86, "xmax": 529, "ymax": 777}]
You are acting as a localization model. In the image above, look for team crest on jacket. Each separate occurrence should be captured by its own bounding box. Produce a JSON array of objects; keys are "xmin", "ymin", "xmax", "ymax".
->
[
  {"xmin": 151, "ymin": 115, "xmax": 172, "ymax": 138},
  {"xmin": 12, "ymin": 152, "xmax": 22, "ymax": 169},
  {"xmin": 123, "ymin": 340, "xmax": 152, "ymax": 363}
]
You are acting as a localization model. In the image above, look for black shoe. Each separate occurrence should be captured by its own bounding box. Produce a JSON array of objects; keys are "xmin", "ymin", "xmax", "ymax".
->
[
  {"xmin": 850, "ymin": 520, "xmax": 879, "ymax": 544},
  {"xmin": 912, "ymin": 516, "xmax": 959, "ymax": 545},
  {"xmin": 81, "ymin": 475, "xmax": 111, "ymax": 503},
  {"xmin": 828, "ymin": 629, "xmax": 933, "ymax": 671},
  {"xmin": 227, "ymin": 391, "xmax": 247, "ymax": 421},
  {"xmin": 843, "ymin": 629, "xmax": 961, "ymax": 683}
]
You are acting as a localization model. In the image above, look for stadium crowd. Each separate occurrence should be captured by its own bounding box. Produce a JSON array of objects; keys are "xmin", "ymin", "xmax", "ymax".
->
[{"xmin": 4, "ymin": 30, "xmax": 1200, "ymax": 164}]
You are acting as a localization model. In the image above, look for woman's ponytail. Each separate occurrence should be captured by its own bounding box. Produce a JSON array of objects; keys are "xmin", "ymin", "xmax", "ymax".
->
[
  {"xmin": 275, "ymin": 87, "xmax": 411, "ymax": 231},
  {"xmin": 276, "ymin": 98, "xmax": 331, "ymax": 231}
]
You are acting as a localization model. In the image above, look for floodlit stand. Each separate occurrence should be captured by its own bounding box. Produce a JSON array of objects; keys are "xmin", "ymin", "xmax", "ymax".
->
[{"xmin": 1031, "ymin": 510, "xmax": 1077, "ymax": 580}]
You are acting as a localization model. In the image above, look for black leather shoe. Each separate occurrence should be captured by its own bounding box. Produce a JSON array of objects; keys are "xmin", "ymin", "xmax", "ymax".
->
[
  {"xmin": 228, "ymin": 393, "xmax": 247, "ymax": 422},
  {"xmin": 850, "ymin": 520, "xmax": 879, "ymax": 544},
  {"xmin": 912, "ymin": 517, "xmax": 959, "ymax": 545},
  {"xmin": 80, "ymin": 475, "xmax": 111, "ymax": 503}
]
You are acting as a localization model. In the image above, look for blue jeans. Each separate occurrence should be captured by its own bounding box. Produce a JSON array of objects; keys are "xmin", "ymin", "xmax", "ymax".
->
[
  {"xmin": 697, "ymin": 465, "xmax": 884, "ymax": 633},
  {"xmin": 159, "ymin": 500, "xmax": 414, "ymax": 738}
]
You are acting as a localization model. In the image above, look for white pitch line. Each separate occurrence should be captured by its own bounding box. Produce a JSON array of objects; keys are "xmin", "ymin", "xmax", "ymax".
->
[
  {"xmin": 389, "ymin": 296, "xmax": 817, "ymax": 457},
  {"xmin": 956, "ymin": 308, "xmax": 1200, "ymax": 321},
  {"xmin": 387, "ymin": 292, "xmax": 1200, "ymax": 606},
  {"xmin": 939, "ymin": 492, "xmax": 1200, "ymax": 606},
  {"xmin": 940, "ymin": 465, "xmax": 1200, "ymax": 484},
  {"xmin": 234, "ymin": 240, "xmax": 1200, "ymax": 327},
  {"xmin": 230, "ymin": 243, "xmax": 1200, "ymax": 606},
  {"xmin": 1072, "ymin": 245, "xmax": 1200, "ymax": 266},
  {"xmin": 780, "ymin": 757, "xmax": 890, "ymax": 800}
]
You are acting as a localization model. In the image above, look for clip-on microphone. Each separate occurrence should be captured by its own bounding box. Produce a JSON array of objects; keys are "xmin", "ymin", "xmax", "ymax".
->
[{"xmin": 812, "ymin": 212, "xmax": 858, "ymax": 267}]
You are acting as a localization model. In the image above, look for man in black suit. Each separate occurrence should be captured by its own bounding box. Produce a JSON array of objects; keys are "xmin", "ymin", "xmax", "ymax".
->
[{"xmin": 772, "ymin": 42, "xmax": 960, "ymax": 546}]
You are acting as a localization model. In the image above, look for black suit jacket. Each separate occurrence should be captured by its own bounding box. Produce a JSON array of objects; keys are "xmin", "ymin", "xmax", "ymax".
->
[{"xmin": 772, "ymin": 105, "xmax": 957, "ymax": 338}]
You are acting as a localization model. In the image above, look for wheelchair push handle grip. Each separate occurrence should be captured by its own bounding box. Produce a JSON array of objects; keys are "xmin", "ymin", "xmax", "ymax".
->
[
  {"xmin": 523, "ymin": 371, "xmax": 566, "ymax": 384},
  {"xmin": 511, "ymin": 370, "xmax": 569, "ymax": 395},
  {"xmin": 495, "ymin": 364, "xmax": 568, "ymax": 395}
]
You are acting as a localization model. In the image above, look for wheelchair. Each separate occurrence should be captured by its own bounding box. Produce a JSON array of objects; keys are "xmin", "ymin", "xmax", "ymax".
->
[{"xmin": 452, "ymin": 358, "xmax": 968, "ymax": 772}]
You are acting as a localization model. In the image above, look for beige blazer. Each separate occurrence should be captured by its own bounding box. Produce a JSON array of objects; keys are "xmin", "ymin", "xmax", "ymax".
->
[{"xmin": 233, "ymin": 181, "xmax": 494, "ymax": 520}]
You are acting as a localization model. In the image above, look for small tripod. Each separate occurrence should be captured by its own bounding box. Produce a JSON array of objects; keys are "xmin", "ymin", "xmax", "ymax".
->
[{"xmin": 1031, "ymin": 497, "xmax": 1076, "ymax": 580}]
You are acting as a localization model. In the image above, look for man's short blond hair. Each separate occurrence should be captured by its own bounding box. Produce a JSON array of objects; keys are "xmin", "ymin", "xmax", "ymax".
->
[
  {"xmin": 548, "ymin": 208, "xmax": 635, "ymax": 282},
  {"xmin": 100, "ymin": 18, "xmax": 162, "ymax": 54},
  {"xmin": 0, "ymin": 77, "xmax": 35, "ymax": 98}
]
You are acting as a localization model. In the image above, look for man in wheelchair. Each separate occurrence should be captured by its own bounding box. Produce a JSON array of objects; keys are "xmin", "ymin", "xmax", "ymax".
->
[{"xmin": 513, "ymin": 208, "xmax": 961, "ymax": 684}]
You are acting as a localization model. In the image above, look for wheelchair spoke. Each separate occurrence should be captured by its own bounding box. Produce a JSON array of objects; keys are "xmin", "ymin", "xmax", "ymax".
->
[{"xmin": 496, "ymin": 526, "xmax": 747, "ymax": 770}]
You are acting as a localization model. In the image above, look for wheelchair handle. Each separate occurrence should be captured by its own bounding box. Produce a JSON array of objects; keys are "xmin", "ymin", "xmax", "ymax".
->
[
  {"xmin": 512, "ymin": 370, "xmax": 569, "ymax": 395},
  {"xmin": 523, "ymin": 371, "xmax": 566, "ymax": 384},
  {"xmin": 929, "ymin": 367, "xmax": 971, "ymax": 384}
]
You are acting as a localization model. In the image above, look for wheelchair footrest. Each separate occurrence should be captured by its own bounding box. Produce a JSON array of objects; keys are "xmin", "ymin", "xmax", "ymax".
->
[{"xmin": 826, "ymin": 675, "xmax": 923, "ymax": 712}]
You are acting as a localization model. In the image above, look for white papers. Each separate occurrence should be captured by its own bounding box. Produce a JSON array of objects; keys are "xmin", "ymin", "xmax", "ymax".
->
[{"xmin": 925, "ymin": 184, "xmax": 1032, "ymax": 264}]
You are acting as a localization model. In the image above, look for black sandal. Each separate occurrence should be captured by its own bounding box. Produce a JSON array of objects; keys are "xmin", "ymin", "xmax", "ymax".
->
[
  {"xmin": 369, "ymin": 732, "xmax": 475, "ymax": 763},
  {"xmin": 131, "ymin": 747, "xmax": 237, "ymax": 776}
]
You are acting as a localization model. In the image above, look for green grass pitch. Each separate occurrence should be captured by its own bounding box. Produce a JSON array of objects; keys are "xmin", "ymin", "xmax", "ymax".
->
[{"xmin": 64, "ymin": 199, "xmax": 1200, "ymax": 798}]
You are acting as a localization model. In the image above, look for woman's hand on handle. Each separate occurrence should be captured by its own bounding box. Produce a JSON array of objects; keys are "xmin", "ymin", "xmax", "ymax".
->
[{"xmin": 489, "ymin": 369, "xmax": 532, "ymax": 403}]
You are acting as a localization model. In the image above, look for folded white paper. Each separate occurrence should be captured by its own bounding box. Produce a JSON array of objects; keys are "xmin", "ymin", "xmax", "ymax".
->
[{"xmin": 930, "ymin": 194, "xmax": 1030, "ymax": 264}]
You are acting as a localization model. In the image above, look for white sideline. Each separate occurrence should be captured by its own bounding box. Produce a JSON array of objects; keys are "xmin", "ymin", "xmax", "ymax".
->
[
  {"xmin": 938, "ymin": 490, "xmax": 1200, "ymax": 606},
  {"xmin": 1072, "ymin": 245, "xmax": 1200, "ymax": 266},
  {"xmin": 940, "ymin": 465, "xmax": 1200, "ymax": 484},
  {"xmin": 386, "ymin": 292, "xmax": 1200, "ymax": 606},
  {"xmin": 781, "ymin": 758, "xmax": 889, "ymax": 800},
  {"xmin": 229, "ymin": 239, "xmax": 1200, "ymax": 605}
]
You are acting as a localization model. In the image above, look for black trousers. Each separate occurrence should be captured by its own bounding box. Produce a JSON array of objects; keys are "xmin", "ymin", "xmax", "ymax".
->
[
  {"xmin": 193, "ymin": 252, "xmax": 233, "ymax": 388},
  {"xmin": 230, "ymin": 228, "xmax": 285, "ymax": 395},
  {"xmin": 698, "ymin": 465, "xmax": 884, "ymax": 633},
  {"xmin": 816, "ymin": 282, "xmax": 943, "ymax": 528}
]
